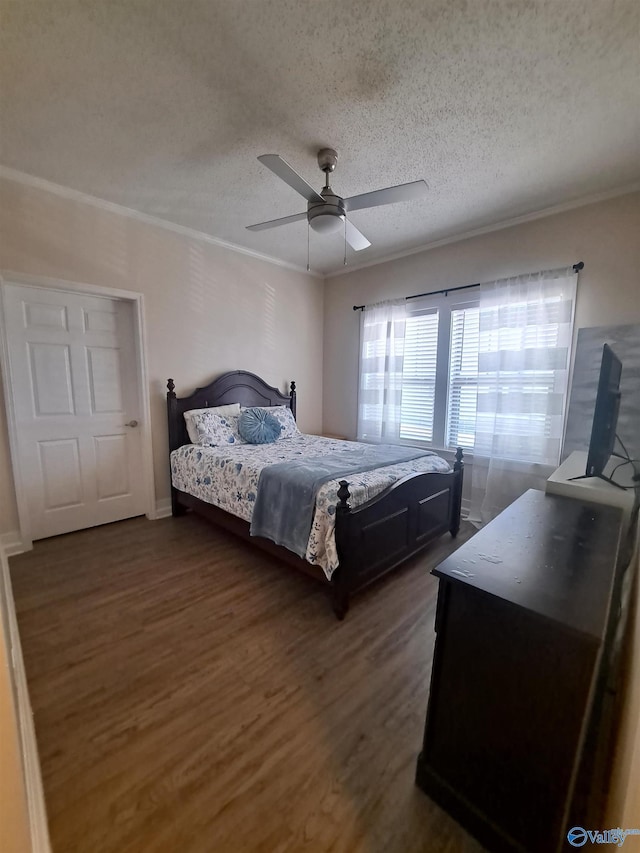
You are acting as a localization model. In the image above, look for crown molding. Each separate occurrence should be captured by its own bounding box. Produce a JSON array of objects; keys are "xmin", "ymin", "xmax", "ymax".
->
[
  {"xmin": 2, "ymin": 164, "xmax": 638, "ymax": 282},
  {"xmin": 326, "ymin": 181, "xmax": 640, "ymax": 278},
  {"xmin": 0, "ymin": 165, "xmax": 322, "ymax": 280}
]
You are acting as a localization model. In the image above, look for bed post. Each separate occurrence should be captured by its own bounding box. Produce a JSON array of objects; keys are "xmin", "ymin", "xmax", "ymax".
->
[
  {"xmin": 167, "ymin": 379, "xmax": 186, "ymax": 517},
  {"xmin": 331, "ymin": 480, "xmax": 352, "ymax": 620},
  {"xmin": 450, "ymin": 447, "xmax": 464, "ymax": 537},
  {"xmin": 289, "ymin": 380, "xmax": 297, "ymax": 419}
]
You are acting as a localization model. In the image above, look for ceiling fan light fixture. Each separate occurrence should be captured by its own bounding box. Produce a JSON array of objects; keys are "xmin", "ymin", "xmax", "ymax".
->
[
  {"xmin": 308, "ymin": 211, "xmax": 345, "ymax": 234},
  {"xmin": 308, "ymin": 191, "xmax": 346, "ymax": 234}
]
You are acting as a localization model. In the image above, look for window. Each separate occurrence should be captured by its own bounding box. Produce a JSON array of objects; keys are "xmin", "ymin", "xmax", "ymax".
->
[
  {"xmin": 397, "ymin": 296, "xmax": 480, "ymax": 450},
  {"xmin": 445, "ymin": 300, "xmax": 567, "ymax": 458},
  {"xmin": 357, "ymin": 300, "xmax": 406, "ymax": 443},
  {"xmin": 447, "ymin": 305, "xmax": 479, "ymax": 449},
  {"xmin": 399, "ymin": 310, "xmax": 439, "ymax": 442},
  {"xmin": 358, "ymin": 273, "xmax": 575, "ymax": 466},
  {"xmin": 472, "ymin": 292, "xmax": 573, "ymax": 465}
]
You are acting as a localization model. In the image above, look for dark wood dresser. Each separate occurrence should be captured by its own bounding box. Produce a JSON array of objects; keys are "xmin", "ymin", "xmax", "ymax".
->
[{"xmin": 416, "ymin": 489, "xmax": 628, "ymax": 853}]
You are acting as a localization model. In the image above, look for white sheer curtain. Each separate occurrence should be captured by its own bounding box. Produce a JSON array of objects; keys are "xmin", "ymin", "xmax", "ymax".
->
[
  {"xmin": 469, "ymin": 267, "xmax": 578, "ymax": 524},
  {"xmin": 357, "ymin": 299, "xmax": 407, "ymax": 442}
]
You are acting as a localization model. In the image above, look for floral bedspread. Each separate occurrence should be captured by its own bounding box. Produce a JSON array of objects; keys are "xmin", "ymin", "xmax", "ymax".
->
[{"xmin": 170, "ymin": 435, "xmax": 450, "ymax": 579}]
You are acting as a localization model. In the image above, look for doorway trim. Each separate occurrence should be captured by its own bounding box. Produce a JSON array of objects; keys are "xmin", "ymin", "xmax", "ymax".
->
[{"xmin": 0, "ymin": 271, "xmax": 157, "ymax": 552}]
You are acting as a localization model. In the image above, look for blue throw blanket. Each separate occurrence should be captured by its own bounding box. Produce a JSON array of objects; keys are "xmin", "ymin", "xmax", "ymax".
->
[{"xmin": 250, "ymin": 443, "xmax": 434, "ymax": 557}]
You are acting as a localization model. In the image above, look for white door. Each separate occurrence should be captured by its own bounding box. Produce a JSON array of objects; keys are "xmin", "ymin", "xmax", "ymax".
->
[{"xmin": 2, "ymin": 283, "xmax": 147, "ymax": 540}]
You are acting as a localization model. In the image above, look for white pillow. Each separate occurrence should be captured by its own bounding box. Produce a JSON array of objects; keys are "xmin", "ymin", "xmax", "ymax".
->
[
  {"xmin": 189, "ymin": 409, "xmax": 245, "ymax": 446},
  {"xmin": 184, "ymin": 403, "xmax": 241, "ymax": 444}
]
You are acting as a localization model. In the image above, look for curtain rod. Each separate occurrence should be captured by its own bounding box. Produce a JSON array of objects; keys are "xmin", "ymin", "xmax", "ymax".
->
[{"xmin": 352, "ymin": 261, "xmax": 584, "ymax": 311}]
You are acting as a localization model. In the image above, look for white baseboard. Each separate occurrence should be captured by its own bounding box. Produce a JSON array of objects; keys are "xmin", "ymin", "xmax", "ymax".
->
[
  {"xmin": 154, "ymin": 498, "xmax": 172, "ymax": 519},
  {"xmin": 2, "ymin": 503, "xmax": 174, "ymax": 552},
  {"xmin": 1, "ymin": 546, "xmax": 52, "ymax": 853},
  {"xmin": 0, "ymin": 531, "xmax": 28, "ymax": 557}
]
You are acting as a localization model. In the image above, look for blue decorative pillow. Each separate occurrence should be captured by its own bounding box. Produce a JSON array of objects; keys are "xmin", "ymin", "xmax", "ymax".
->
[{"xmin": 238, "ymin": 407, "xmax": 282, "ymax": 444}]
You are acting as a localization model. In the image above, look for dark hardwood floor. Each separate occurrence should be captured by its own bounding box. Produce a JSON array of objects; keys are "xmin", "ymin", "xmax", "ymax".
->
[{"xmin": 10, "ymin": 513, "xmax": 483, "ymax": 853}]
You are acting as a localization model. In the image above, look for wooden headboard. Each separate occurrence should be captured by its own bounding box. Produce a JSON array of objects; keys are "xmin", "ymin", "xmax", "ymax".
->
[{"xmin": 167, "ymin": 370, "xmax": 296, "ymax": 452}]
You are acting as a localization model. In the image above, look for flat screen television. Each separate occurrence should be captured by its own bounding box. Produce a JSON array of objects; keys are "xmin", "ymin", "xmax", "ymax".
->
[{"xmin": 585, "ymin": 343, "xmax": 622, "ymax": 478}]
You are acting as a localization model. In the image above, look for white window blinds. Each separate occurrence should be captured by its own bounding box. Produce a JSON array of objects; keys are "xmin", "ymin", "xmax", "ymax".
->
[
  {"xmin": 447, "ymin": 306, "xmax": 480, "ymax": 449},
  {"xmin": 400, "ymin": 311, "xmax": 439, "ymax": 442}
]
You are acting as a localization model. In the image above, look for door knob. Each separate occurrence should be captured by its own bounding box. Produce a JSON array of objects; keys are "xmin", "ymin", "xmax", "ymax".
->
[{"xmin": 124, "ymin": 420, "xmax": 138, "ymax": 428}]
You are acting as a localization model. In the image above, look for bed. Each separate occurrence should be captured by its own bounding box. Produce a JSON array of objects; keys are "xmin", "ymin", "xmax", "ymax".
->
[{"xmin": 167, "ymin": 370, "xmax": 464, "ymax": 618}]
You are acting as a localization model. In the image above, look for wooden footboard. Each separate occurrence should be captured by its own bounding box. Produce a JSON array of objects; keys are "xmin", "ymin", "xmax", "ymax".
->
[{"xmin": 331, "ymin": 449, "xmax": 464, "ymax": 618}]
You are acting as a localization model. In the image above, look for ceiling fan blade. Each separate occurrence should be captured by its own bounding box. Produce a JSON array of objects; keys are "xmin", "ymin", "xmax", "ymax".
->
[
  {"xmin": 345, "ymin": 219, "xmax": 371, "ymax": 251},
  {"xmin": 258, "ymin": 154, "xmax": 325, "ymax": 203},
  {"xmin": 246, "ymin": 211, "xmax": 307, "ymax": 232},
  {"xmin": 345, "ymin": 179, "xmax": 428, "ymax": 213}
]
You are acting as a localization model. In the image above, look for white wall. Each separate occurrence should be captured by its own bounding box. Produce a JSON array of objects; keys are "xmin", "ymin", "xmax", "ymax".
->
[
  {"xmin": 0, "ymin": 176, "xmax": 324, "ymax": 538},
  {"xmin": 322, "ymin": 191, "xmax": 640, "ymax": 440}
]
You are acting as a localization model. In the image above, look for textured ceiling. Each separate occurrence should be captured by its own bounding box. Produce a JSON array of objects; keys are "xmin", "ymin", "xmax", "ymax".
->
[{"xmin": 1, "ymin": 0, "xmax": 639, "ymax": 275}]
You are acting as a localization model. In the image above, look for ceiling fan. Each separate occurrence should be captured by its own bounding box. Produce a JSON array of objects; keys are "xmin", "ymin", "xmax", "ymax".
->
[{"xmin": 246, "ymin": 148, "xmax": 428, "ymax": 252}]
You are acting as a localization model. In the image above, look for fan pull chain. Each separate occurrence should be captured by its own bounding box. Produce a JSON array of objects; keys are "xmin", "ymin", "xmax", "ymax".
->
[
  {"xmin": 307, "ymin": 223, "xmax": 310, "ymax": 272},
  {"xmin": 344, "ymin": 217, "xmax": 347, "ymax": 266}
]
